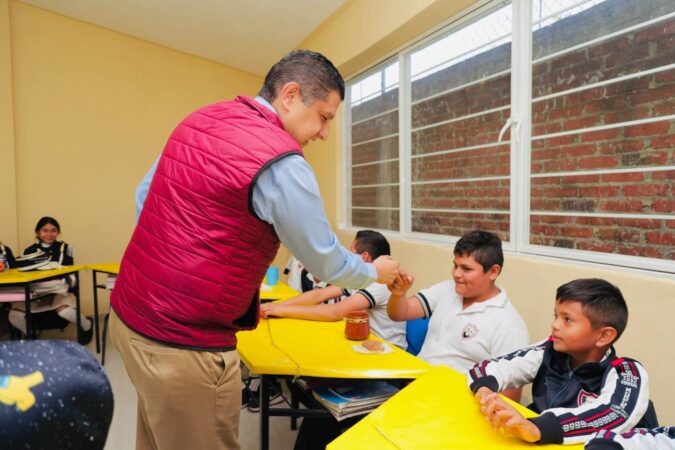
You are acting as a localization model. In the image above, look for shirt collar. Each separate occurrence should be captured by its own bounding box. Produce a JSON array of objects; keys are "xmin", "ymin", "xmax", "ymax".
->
[
  {"xmin": 254, "ymin": 96, "xmax": 278, "ymax": 117},
  {"xmin": 459, "ymin": 286, "xmax": 508, "ymax": 314}
]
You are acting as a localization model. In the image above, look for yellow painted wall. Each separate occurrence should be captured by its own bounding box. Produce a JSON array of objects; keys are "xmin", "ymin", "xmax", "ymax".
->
[
  {"xmin": 5, "ymin": 1, "xmax": 262, "ymax": 310},
  {"xmin": 0, "ymin": 0, "xmax": 18, "ymax": 249},
  {"xmin": 301, "ymin": 0, "xmax": 675, "ymax": 423}
]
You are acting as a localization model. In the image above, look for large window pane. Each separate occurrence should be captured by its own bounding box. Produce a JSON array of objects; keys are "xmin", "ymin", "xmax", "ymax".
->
[
  {"xmin": 409, "ymin": 3, "xmax": 513, "ymax": 240},
  {"xmin": 530, "ymin": 0, "xmax": 675, "ymax": 260},
  {"xmin": 348, "ymin": 60, "xmax": 400, "ymax": 231},
  {"xmin": 342, "ymin": 0, "xmax": 674, "ymax": 272}
]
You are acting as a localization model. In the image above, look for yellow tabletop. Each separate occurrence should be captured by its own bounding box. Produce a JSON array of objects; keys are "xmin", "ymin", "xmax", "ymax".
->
[
  {"xmin": 237, "ymin": 318, "xmax": 430, "ymax": 379},
  {"xmin": 86, "ymin": 263, "xmax": 121, "ymax": 275},
  {"xmin": 328, "ymin": 365, "xmax": 582, "ymax": 450},
  {"xmin": 0, "ymin": 265, "xmax": 85, "ymax": 284},
  {"xmin": 259, "ymin": 281, "xmax": 299, "ymax": 301}
]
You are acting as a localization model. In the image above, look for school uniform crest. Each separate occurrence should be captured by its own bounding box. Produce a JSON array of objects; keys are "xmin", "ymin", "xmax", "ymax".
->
[
  {"xmin": 577, "ymin": 389, "xmax": 598, "ymax": 406},
  {"xmin": 461, "ymin": 323, "xmax": 479, "ymax": 340}
]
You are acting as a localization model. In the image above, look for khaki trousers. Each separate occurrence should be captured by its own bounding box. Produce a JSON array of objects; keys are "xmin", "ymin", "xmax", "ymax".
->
[{"xmin": 109, "ymin": 310, "xmax": 241, "ymax": 450}]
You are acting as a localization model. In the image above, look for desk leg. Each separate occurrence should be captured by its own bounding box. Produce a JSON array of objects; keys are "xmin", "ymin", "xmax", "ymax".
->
[
  {"xmin": 260, "ymin": 375, "xmax": 270, "ymax": 450},
  {"xmin": 74, "ymin": 272, "xmax": 82, "ymax": 343},
  {"xmin": 92, "ymin": 271, "xmax": 101, "ymax": 353},
  {"xmin": 25, "ymin": 285, "xmax": 35, "ymax": 339},
  {"xmin": 291, "ymin": 387, "xmax": 299, "ymax": 430}
]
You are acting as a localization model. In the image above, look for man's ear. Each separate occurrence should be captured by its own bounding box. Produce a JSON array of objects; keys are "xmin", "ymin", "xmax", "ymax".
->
[
  {"xmin": 278, "ymin": 82, "xmax": 301, "ymax": 111},
  {"xmin": 487, "ymin": 264, "xmax": 501, "ymax": 281},
  {"xmin": 360, "ymin": 252, "xmax": 372, "ymax": 263},
  {"xmin": 595, "ymin": 326, "xmax": 618, "ymax": 348}
]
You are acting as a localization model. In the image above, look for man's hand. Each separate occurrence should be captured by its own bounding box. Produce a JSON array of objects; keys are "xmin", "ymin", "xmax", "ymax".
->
[
  {"xmin": 479, "ymin": 392, "xmax": 541, "ymax": 443},
  {"xmin": 373, "ymin": 256, "xmax": 400, "ymax": 284},
  {"xmin": 388, "ymin": 271, "xmax": 414, "ymax": 296}
]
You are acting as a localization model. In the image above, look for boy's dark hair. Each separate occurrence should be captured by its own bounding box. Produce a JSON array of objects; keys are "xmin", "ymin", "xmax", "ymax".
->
[
  {"xmin": 258, "ymin": 50, "xmax": 345, "ymax": 104},
  {"xmin": 354, "ymin": 230, "xmax": 390, "ymax": 260},
  {"xmin": 453, "ymin": 229, "xmax": 503, "ymax": 272},
  {"xmin": 35, "ymin": 216, "xmax": 61, "ymax": 233},
  {"xmin": 556, "ymin": 278, "xmax": 628, "ymax": 340}
]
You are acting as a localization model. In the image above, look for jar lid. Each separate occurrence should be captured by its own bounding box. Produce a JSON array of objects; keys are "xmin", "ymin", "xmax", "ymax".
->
[{"xmin": 345, "ymin": 317, "xmax": 369, "ymax": 324}]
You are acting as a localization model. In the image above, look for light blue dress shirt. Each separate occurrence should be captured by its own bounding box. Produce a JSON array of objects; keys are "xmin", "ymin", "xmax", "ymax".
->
[{"xmin": 135, "ymin": 97, "xmax": 376, "ymax": 288}]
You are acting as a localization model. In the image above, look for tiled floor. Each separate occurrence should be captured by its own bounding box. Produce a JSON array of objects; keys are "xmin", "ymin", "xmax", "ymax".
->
[{"xmin": 13, "ymin": 324, "xmax": 301, "ymax": 450}]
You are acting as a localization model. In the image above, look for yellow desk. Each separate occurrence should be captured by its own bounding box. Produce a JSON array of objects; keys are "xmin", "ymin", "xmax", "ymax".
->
[
  {"xmin": 0, "ymin": 265, "xmax": 85, "ymax": 340},
  {"xmin": 259, "ymin": 281, "xmax": 299, "ymax": 302},
  {"xmin": 237, "ymin": 318, "xmax": 430, "ymax": 450},
  {"xmin": 328, "ymin": 365, "xmax": 583, "ymax": 450},
  {"xmin": 86, "ymin": 263, "xmax": 120, "ymax": 354}
]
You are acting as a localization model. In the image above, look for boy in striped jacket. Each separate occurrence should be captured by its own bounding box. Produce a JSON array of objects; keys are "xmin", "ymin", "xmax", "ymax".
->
[{"xmin": 467, "ymin": 278, "xmax": 658, "ymax": 445}]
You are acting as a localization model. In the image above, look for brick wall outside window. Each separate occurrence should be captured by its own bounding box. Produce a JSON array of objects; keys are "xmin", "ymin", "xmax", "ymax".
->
[{"xmin": 348, "ymin": 0, "xmax": 674, "ymax": 264}]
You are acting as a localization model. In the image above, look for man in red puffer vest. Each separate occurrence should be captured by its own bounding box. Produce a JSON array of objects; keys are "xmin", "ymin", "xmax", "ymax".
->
[{"xmin": 109, "ymin": 50, "xmax": 400, "ymax": 450}]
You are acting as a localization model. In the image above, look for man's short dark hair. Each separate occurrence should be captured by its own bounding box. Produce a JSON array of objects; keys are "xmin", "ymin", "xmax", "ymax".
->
[
  {"xmin": 453, "ymin": 230, "xmax": 504, "ymax": 272},
  {"xmin": 258, "ymin": 50, "xmax": 345, "ymax": 104},
  {"xmin": 354, "ymin": 230, "xmax": 390, "ymax": 260},
  {"xmin": 556, "ymin": 278, "xmax": 628, "ymax": 340}
]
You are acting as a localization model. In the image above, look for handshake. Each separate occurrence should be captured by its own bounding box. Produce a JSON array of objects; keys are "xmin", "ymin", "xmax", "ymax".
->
[{"xmin": 373, "ymin": 256, "xmax": 415, "ymax": 295}]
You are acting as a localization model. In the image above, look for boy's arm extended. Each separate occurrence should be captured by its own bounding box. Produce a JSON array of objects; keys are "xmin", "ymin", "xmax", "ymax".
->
[
  {"xmin": 386, "ymin": 272, "xmax": 425, "ymax": 321},
  {"xmin": 261, "ymin": 291, "xmax": 371, "ymax": 322},
  {"xmin": 531, "ymin": 358, "xmax": 651, "ymax": 445},
  {"xmin": 273, "ymin": 285, "xmax": 344, "ymax": 307},
  {"xmin": 468, "ymin": 340, "xmax": 546, "ymax": 395}
]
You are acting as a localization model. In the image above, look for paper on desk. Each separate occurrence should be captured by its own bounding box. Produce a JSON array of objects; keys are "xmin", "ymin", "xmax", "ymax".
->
[{"xmin": 352, "ymin": 343, "xmax": 394, "ymax": 355}]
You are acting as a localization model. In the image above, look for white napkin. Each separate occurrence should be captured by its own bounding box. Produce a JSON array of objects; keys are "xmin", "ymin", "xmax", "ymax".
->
[{"xmin": 352, "ymin": 343, "xmax": 394, "ymax": 354}]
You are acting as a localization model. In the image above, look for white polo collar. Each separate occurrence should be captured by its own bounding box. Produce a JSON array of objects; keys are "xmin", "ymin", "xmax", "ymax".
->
[{"xmin": 458, "ymin": 287, "xmax": 508, "ymax": 314}]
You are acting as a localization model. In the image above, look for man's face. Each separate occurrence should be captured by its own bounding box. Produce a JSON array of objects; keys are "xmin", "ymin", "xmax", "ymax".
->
[
  {"xmin": 281, "ymin": 88, "xmax": 341, "ymax": 147},
  {"xmin": 452, "ymin": 254, "xmax": 498, "ymax": 302}
]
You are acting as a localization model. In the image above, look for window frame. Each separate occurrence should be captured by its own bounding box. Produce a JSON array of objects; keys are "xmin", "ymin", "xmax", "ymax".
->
[{"xmin": 342, "ymin": 0, "xmax": 675, "ymax": 275}]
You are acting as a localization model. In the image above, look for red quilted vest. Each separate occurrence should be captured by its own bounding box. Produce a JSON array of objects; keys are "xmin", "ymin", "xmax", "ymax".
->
[{"xmin": 111, "ymin": 96, "xmax": 302, "ymax": 349}]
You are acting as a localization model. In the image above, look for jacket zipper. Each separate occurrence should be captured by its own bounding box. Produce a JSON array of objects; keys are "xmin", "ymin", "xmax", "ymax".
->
[{"xmin": 549, "ymin": 371, "xmax": 574, "ymax": 409}]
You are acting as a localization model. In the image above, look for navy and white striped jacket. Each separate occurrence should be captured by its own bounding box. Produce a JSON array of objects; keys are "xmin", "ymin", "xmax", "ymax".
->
[
  {"xmin": 586, "ymin": 426, "xmax": 675, "ymax": 450},
  {"xmin": 468, "ymin": 339, "xmax": 658, "ymax": 445}
]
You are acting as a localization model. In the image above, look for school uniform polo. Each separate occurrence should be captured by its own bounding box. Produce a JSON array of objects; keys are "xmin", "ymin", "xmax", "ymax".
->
[
  {"xmin": 415, "ymin": 280, "xmax": 528, "ymax": 372},
  {"xmin": 343, "ymin": 283, "xmax": 407, "ymax": 350}
]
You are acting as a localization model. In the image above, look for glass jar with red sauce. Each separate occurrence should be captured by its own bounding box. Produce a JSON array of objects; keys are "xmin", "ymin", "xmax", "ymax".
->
[{"xmin": 345, "ymin": 311, "xmax": 370, "ymax": 340}]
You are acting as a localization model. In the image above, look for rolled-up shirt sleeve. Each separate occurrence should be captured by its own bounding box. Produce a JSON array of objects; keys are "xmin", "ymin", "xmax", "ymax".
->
[{"xmin": 252, "ymin": 155, "xmax": 377, "ymax": 289}]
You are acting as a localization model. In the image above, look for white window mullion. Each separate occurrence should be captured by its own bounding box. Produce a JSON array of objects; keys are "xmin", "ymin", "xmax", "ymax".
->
[
  {"xmin": 512, "ymin": 0, "xmax": 532, "ymax": 252},
  {"xmin": 399, "ymin": 52, "xmax": 412, "ymax": 235},
  {"xmin": 343, "ymin": 86, "xmax": 353, "ymax": 228}
]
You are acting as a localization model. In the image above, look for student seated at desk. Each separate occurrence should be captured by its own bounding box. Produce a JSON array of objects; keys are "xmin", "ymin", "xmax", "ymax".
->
[
  {"xmin": 387, "ymin": 229, "xmax": 528, "ymax": 401},
  {"xmin": 469, "ymin": 278, "xmax": 658, "ymax": 446},
  {"xmin": 261, "ymin": 230, "xmax": 407, "ymax": 349},
  {"xmin": 0, "ymin": 241, "xmax": 17, "ymax": 270},
  {"xmin": 8, "ymin": 217, "xmax": 93, "ymax": 345}
]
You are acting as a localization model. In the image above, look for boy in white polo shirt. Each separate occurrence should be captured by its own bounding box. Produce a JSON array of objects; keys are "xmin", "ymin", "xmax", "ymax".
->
[
  {"xmin": 387, "ymin": 229, "xmax": 528, "ymax": 401},
  {"xmin": 261, "ymin": 230, "xmax": 407, "ymax": 349}
]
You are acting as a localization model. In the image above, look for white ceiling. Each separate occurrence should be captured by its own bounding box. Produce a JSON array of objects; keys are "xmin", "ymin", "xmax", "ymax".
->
[{"xmin": 20, "ymin": 0, "xmax": 347, "ymax": 76}]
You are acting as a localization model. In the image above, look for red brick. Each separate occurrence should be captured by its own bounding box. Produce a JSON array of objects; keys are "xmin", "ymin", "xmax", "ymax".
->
[
  {"xmin": 579, "ymin": 186, "xmax": 620, "ymax": 197},
  {"xmin": 622, "ymin": 184, "xmax": 669, "ymax": 197},
  {"xmin": 581, "ymin": 129, "xmax": 620, "ymax": 142},
  {"xmin": 599, "ymin": 200, "xmax": 644, "ymax": 212},
  {"xmin": 646, "ymin": 232, "xmax": 675, "ymax": 246},
  {"xmin": 578, "ymin": 156, "xmax": 619, "ymax": 170},
  {"xmin": 651, "ymin": 135, "xmax": 675, "ymax": 149},
  {"xmin": 560, "ymin": 227, "xmax": 593, "ymax": 238},
  {"xmin": 624, "ymin": 121, "xmax": 671, "ymax": 137},
  {"xmin": 601, "ymin": 172, "xmax": 644, "ymax": 183},
  {"xmin": 652, "ymin": 199, "xmax": 673, "ymax": 213}
]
